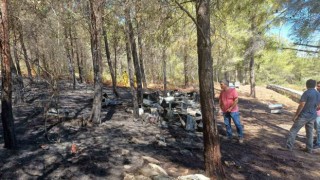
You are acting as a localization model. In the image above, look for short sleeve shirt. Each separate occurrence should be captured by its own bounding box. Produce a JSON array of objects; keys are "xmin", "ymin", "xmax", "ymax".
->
[
  {"xmin": 219, "ymin": 88, "xmax": 239, "ymax": 113},
  {"xmin": 299, "ymin": 88, "xmax": 320, "ymax": 119},
  {"xmin": 317, "ymin": 90, "xmax": 320, "ymax": 116}
]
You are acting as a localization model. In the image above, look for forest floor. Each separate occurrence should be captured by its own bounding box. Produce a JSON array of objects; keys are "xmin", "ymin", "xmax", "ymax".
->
[{"xmin": 1, "ymin": 80, "xmax": 320, "ymax": 180}]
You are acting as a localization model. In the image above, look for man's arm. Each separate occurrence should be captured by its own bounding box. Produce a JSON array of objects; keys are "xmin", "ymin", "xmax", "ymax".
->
[
  {"xmin": 293, "ymin": 102, "xmax": 306, "ymax": 122},
  {"xmin": 227, "ymin": 97, "xmax": 238, "ymax": 112}
]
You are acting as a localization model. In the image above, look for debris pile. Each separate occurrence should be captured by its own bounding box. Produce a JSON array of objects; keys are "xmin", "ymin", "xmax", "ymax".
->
[
  {"xmin": 142, "ymin": 90, "xmax": 202, "ymax": 131},
  {"xmin": 100, "ymin": 90, "xmax": 204, "ymax": 131}
]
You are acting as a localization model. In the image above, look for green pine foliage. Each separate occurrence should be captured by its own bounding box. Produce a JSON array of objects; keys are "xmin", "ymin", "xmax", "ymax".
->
[{"xmin": 7, "ymin": 0, "xmax": 319, "ymax": 88}]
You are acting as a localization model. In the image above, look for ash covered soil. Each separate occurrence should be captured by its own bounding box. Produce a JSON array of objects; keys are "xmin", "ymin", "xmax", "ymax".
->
[{"xmin": 1, "ymin": 81, "xmax": 320, "ymax": 180}]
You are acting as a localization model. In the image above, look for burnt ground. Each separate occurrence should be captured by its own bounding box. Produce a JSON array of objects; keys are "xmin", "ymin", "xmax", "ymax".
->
[{"xmin": 0, "ymin": 81, "xmax": 320, "ymax": 180}]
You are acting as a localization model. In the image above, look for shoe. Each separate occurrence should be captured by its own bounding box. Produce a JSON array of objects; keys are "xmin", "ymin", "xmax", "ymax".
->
[{"xmin": 239, "ymin": 138, "xmax": 244, "ymax": 144}]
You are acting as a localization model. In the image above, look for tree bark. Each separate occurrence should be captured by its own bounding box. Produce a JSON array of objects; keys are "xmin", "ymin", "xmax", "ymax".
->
[
  {"xmin": 11, "ymin": 59, "xmax": 24, "ymax": 104},
  {"xmin": 150, "ymin": 47, "xmax": 156, "ymax": 83},
  {"xmin": 75, "ymin": 36, "xmax": 83, "ymax": 83},
  {"xmin": 41, "ymin": 53, "xmax": 52, "ymax": 80},
  {"xmin": 124, "ymin": 25, "xmax": 139, "ymax": 119},
  {"xmin": 137, "ymin": 21, "xmax": 147, "ymax": 88},
  {"xmin": 162, "ymin": 46, "xmax": 167, "ymax": 96},
  {"xmin": 89, "ymin": 0, "xmax": 104, "ymax": 124},
  {"xmin": 196, "ymin": 0, "xmax": 225, "ymax": 179},
  {"xmin": 124, "ymin": 6, "xmax": 143, "ymax": 105},
  {"xmin": 249, "ymin": 20, "xmax": 256, "ymax": 98},
  {"xmin": 69, "ymin": 27, "xmax": 77, "ymax": 89},
  {"xmin": 249, "ymin": 53, "xmax": 256, "ymax": 98},
  {"xmin": 12, "ymin": 29, "xmax": 22, "ymax": 76},
  {"xmin": 11, "ymin": 28, "xmax": 24, "ymax": 104},
  {"xmin": 64, "ymin": 27, "xmax": 76, "ymax": 90},
  {"xmin": 112, "ymin": 27, "xmax": 119, "ymax": 84},
  {"xmin": 0, "ymin": 0, "xmax": 17, "ymax": 149},
  {"xmin": 135, "ymin": 0, "xmax": 147, "ymax": 88},
  {"xmin": 183, "ymin": 46, "xmax": 189, "ymax": 87},
  {"xmin": 35, "ymin": 36, "xmax": 40, "ymax": 82},
  {"xmin": 18, "ymin": 24, "xmax": 32, "ymax": 80},
  {"xmin": 102, "ymin": 19, "xmax": 119, "ymax": 97}
]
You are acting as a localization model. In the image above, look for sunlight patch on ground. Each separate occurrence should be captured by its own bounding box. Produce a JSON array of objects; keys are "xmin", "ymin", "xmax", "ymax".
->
[
  {"xmin": 250, "ymin": 165, "xmax": 272, "ymax": 177},
  {"xmin": 238, "ymin": 85, "xmax": 298, "ymax": 110},
  {"xmin": 309, "ymin": 170, "xmax": 320, "ymax": 178},
  {"xmin": 278, "ymin": 124, "xmax": 293, "ymax": 131},
  {"xmin": 266, "ymin": 143, "xmax": 280, "ymax": 149},
  {"xmin": 269, "ymin": 170, "xmax": 287, "ymax": 179},
  {"xmin": 230, "ymin": 173, "xmax": 245, "ymax": 180}
]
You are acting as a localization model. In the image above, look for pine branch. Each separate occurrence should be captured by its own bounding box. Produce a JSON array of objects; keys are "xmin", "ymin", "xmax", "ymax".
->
[
  {"xmin": 173, "ymin": 0, "xmax": 209, "ymax": 46},
  {"xmin": 293, "ymin": 43, "xmax": 320, "ymax": 49},
  {"xmin": 282, "ymin": 47, "xmax": 319, "ymax": 53}
]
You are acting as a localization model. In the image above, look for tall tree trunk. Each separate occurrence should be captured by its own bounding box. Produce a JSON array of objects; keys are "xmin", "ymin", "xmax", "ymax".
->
[
  {"xmin": 124, "ymin": 26, "xmax": 139, "ymax": 119},
  {"xmin": 162, "ymin": 46, "xmax": 167, "ymax": 96},
  {"xmin": 224, "ymin": 71, "xmax": 228, "ymax": 81},
  {"xmin": 18, "ymin": 24, "xmax": 32, "ymax": 80},
  {"xmin": 102, "ymin": 19, "xmax": 119, "ymax": 97},
  {"xmin": 75, "ymin": 38, "xmax": 83, "ymax": 83},
  {"xmin": 137, "ymin": 21, "xmax": 147, "ymax": 88},
  {"xmin": 150, "ymin": 47, "xmax": 156, "ymax": 83},
  {"xmin": 11, "ymin": 56, "xmax": 24, "ymax": 104},
  {"xmin": 49, "ymin": 47, "xmax": 58, "ymax": 77},
  {"xmin": 64, "ymin": 27, "xmax": 76, "ymax": 90},
  {"xmin": 196, "ymin": 0, "xmax": 225, "ymax": 179},
  {"xmin": 242, "ymin": 60, "xmax": 248, "ymax": 85},
  {"xmin": 12, "ymin": 28, "xmax": 24, "ymax": 104},
  {"xmin": 69, "ymin": 27, "xmax": 77, "ymax": 89},
  {"xmin": 112, "ymin": 27, "xmax": 119, "ymax": 83},
  {"xmin": 35, "ymin": 37, "xmax": 40, "ymax": 82},
  {"xmin": 89, "ymin": 0, "xmax": 104, "ymax": 124},
  {"xmin": 74, "ymin": 31, "xmax": 84, "ymax": 84},
  {"xmin": 136, "ymin": 0, "xmax": 147, "ymax": 88},
  {"xmin": 80, "ymin": 46, "xmax": 85, "ymax": 82},
  {"xmin": 183, "ymin": 46, "xmax": 189, "ymax": 87},
  {"xmin": 41, "ymin": 54, "xmax": 50, "ymax": 79},
  {"xmin": 0, "ymin": 0, "xmax": 17, "ymax": 149},
  {"xmin": 249, "ymin": 54, "xmax": 255, "ymax": 97},
  {"xmin": 249, "ymin": 20, "xmax": 256, "ymax": 98},
  {"xmin": 113, "ymin": 41, "xmax": 118, "ymax": 82},
  {"xmin": 124, "ymin": 6, "xmax": 143, "ymax": 105},
  {"xmin": 12, "ymin": 29, "xmax": 22, "ymax": 76}
]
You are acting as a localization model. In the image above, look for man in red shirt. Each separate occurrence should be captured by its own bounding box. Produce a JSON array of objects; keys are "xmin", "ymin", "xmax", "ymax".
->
[{"xmin": 219, "ymin": 80, "xmax": 244, "ymax": 143}]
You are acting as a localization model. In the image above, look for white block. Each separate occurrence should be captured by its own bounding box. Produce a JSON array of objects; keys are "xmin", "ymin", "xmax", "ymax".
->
[
  {"xmin": 268, "ymin": 104, "xmax": 283, "ymax": 109},
  {"xmin": 271, "ymin": 109, "xmax": 282, "ymax": 114}
]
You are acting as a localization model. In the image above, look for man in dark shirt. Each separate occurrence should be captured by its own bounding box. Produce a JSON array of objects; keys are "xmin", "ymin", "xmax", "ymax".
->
[
  {"xmin": 314, "ymin": 81, "xmax": 320, "ymax": 148},
  {"xmin": 286, "ymin": 79, "xmax": 320, "ymax": 153}
]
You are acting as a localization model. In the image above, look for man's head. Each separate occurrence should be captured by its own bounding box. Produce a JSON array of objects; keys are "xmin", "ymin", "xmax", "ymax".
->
[
  {"xmin": 316, "ymin": 81, "xmax": 320, "ymax": 91},
  {"xmin": 220, "ymin": 79, "xmax": 229, "ymax": 90},
  {"xmin": 306, "ymin": 79, "xmax": 316, "ymax": 89}
]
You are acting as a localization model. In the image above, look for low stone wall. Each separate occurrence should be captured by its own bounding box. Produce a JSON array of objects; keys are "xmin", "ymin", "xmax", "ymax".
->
[{"xmin": 266, "ymin": 84, "xmax": 303, "ymax": 103}]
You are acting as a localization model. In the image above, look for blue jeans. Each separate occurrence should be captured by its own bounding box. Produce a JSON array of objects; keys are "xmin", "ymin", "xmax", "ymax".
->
[
  {"xmin": 223, "ymin": 112, "xmax": 243, "ymax": 138},
  {"xmin": 286, "ymin": 117, "xmax": 315, "ymax": 151},
  {"xmin": 315, "ymin": 116, "xmax": 320, "ymax": 146}
]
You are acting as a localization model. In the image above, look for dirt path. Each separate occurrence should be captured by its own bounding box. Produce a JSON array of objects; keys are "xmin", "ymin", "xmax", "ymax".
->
[{"xmin": 0, "ymin": 82, "xmax": 319, "ymax": 179}]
